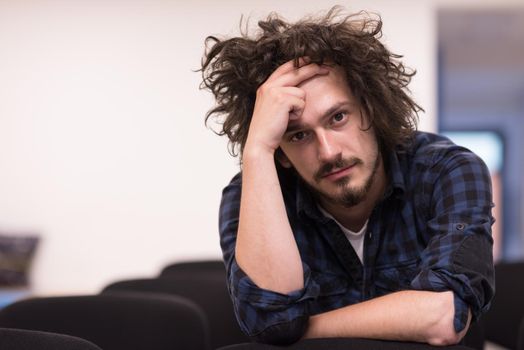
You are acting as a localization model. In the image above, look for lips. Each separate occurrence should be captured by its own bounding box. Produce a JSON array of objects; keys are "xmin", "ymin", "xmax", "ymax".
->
[
  {"xmin": 314, "ymin": 156, "xmax": 362, "ymax": 183},
  {"xmin": 322, "ymin": 164, "xmax": 354, "ymax": 180}
]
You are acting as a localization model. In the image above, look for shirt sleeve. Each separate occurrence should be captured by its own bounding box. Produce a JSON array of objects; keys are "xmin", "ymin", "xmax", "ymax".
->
[
  {"xmin": 218, "ymin": 173, "xmax": 320, "ymax": 344},
  {"xmin": 410, "ymin": 147, "xmax": 495, "ymax": 332}
]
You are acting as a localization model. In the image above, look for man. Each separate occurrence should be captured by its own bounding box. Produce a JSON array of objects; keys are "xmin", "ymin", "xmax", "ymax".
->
[{"xmin": 201, "ymin": 8, "xmax": 494, "ymax": 346}]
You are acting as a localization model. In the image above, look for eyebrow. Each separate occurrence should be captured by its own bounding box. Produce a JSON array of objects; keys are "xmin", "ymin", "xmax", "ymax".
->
[{"xmin": 285, "ymin": 101, "xmax": 353, "ymax": 134}]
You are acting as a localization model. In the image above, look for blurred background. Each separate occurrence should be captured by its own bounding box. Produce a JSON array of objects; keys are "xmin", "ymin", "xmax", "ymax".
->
[{"xmin": 0, "ymin": 0, "xmax": 522, "ymax": 296}]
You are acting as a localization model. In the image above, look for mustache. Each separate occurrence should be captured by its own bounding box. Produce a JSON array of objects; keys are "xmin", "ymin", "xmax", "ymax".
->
[{"xmin": 313, "ymin": 155, "xmax": 363, "ymax": 182}]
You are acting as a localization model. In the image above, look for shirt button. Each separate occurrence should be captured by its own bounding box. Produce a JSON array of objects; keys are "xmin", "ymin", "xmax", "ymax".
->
[{"xmin": 456, "ymin": 223, "xmax": 466, "ymax": 231}]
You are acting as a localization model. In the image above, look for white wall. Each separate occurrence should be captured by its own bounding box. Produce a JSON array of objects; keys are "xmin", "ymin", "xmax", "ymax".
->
[{"xmin": 0, "ymin": 0, "xmax": 436, "ymax": 295}]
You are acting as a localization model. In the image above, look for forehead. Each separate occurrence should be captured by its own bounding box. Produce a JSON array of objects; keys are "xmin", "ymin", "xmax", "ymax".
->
[
  {"xmin": 297, "ymin": 65, "xmax": 358, "ymax": 116},
  {"xmin": 298, "ymin": 65, "xmax": 353, "ymax": 100}
]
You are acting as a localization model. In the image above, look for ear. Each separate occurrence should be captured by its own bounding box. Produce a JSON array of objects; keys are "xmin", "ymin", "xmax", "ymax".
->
[{"xmin": 275, "ymin": 148, "xmax": 293, "ymax": 169}]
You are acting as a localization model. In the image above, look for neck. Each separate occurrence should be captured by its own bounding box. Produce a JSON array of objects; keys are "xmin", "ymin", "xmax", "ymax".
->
[{"xmin": 319, "ymin": 157, "xmax": 387, "ymax": 232}]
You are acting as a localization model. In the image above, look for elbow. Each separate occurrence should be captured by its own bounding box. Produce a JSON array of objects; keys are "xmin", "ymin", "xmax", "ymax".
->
[
  {"xmin": 251, "ymin": 315, "xmax": 309, "ymax": 345},
  {"xmin": 426, "ymin": 325, "xmax": 462, "ymax": 346},
  {"xmin": 426, "ymin": 316, "xmax": 469, "ymax": 346},
  {"xmin": 426, "ymin": 312, "xmax": 462, "ymax": 346},
  {"xmin": 425, "ymin": 292, "xmax": 467, "ymax": 346}
]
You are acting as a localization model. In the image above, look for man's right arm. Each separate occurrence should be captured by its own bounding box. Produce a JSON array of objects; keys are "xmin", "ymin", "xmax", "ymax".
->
[
  {"xmin": 219, "ymin": 172, "xmax": 315, "ymax": 345},
  {"xmin": 236, "ymin": 60, "xmax": 328, "ymax": 294},
  {"xmin": 219, "ymin": 60, "xmax": 329, "ymax": 343},
  {"xmin": 237, "ymin": 147, "xmax": 303, "ymax": 293}
]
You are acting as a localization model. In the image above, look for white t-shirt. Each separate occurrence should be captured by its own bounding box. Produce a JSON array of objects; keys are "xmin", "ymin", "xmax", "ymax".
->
[{"xmin": 318, "ymin": 206, "xmax": 368, "ymax": 264}]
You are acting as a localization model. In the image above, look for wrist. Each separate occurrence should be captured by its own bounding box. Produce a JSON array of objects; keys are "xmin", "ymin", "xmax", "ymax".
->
[{"xmin": 242, "ymin": 142, "xmax": 276, "ymax": 163}]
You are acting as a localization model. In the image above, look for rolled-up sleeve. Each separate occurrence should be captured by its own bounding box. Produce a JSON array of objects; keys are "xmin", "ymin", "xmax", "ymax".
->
[
  {"xmin": 218, "ymin": 173, "xmax": 319, "ymax": 344},
  {"xmin": 410, "ymin": 148, "xmax": 495, "ymax": 332}
]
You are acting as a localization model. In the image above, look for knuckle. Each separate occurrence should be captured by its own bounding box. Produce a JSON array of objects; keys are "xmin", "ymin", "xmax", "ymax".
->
[
  {"xmin": 274, "ymin": 91, "xmax": 286, "ymax": 104},
  {"xmin": 256, "ymin": 85, "xmax": 285, "ymax": 104},
  {"xmin": 256, "ymin": 85, "xmax": 268, "ymax": 96}
]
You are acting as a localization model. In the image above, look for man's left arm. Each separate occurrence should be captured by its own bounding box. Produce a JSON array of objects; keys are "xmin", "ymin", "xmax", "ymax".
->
[
  {"xmin": 304, "ymin": 289, "xmax": 471, "ymax": 345},
  {"xmin": 409, "ymin": 145, "xmax": 495, "ymax": 334}
]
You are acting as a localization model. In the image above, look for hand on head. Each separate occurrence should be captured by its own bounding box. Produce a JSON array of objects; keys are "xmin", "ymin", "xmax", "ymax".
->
[{"xmin": 244, "ymin": 58, "xmax": 329, "ymax": 156}]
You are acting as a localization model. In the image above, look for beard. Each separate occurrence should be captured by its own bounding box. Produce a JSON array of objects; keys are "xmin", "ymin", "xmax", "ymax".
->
[{"xmin": 302, "ymin": 151, "xmax": 381, "ymax": 208}]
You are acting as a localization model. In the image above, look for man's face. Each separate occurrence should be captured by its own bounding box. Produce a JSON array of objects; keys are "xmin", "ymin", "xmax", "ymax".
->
[{"xmin": 278, "ymin": 66, "xmax": 382, "ymax": 208}]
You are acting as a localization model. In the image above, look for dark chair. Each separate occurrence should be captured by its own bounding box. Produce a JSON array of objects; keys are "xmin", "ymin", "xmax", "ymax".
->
[
  {"xmin": 102, "ymin": 275, "xmax": 248, "ymax": 349},
  {"xmin": 484, "ymin": 261, "xmax": 524, "ymax": 349},
  {"xmin": 518, "ymin": 316, "xmax": 524, "ymax": 350},
  {"xmin": 216, "ymin": 338, "xmax": 475, "ymax": 350},
  {"xmin": 0, "ymin": 327, "xmax": 103, "ymax": 350},
  {"xmin": 0, "ymin": 294, "xmax": 210, "ymax": 350},
  {"xmin": 460, "ymin": 320, "xmax": 484, "ymax": 350},
  {"xmin": 159, "ymin": 259, "xmax": 226, "ymax": 279}
]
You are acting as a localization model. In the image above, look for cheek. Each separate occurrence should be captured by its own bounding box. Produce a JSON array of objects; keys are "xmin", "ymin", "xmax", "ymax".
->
[
  {"xmin": 294, "ymin": 161, "xmax": 312, "ymax": 175},
  {"xmin": 355, "ymin": 132, "xmax": 378, "ymax": 154},
  {"xmin": 281, "ymin": 146, "xmax": 313, "ymax": 167},
  {"xmin": 287, "ymin": 155, "xmax": 317, "ymax": 178}
]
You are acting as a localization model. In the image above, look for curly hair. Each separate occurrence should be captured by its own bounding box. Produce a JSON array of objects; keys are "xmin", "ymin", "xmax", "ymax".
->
[{"xmin": 201, "ymin": 7, "xmax": 422, "ymax": 159}]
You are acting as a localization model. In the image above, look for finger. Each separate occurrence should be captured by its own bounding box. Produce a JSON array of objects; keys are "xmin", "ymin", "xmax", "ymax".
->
[
  {"xmin": 280, "ymin": 86, "xmax": 306, "ymax": 100},
  {"xmin": 265, "ymin": 57, "xmax": 311, "ymax": 83},
  {"xmin": 287, "ymin": 96, "xmax": 306, "ymax": 120},
  {"xmin": 275, "ymin": 63, "xmax": 329, "ymax": 88}
]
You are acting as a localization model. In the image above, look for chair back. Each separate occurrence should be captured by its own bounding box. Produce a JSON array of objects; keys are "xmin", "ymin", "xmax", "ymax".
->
[
  {"xmin": 0, "ymin": 294, "xmax": 210, "ymax": 350},
  {"xmin": 461, "ymin": 320, "xmax": 484, "ymax": 350},
  {"xmin": 103, "ymin": 275, "xmax": 248, "ymax": 349},
  {"xmin": 159, "ymin": 260, "xmax": 226, "ymax": 279},
  {"xmin": 0, "ymin": 327, "xmax": 103, "ymax": 350},
  {"xmin": 216, "ymin": 338, "xmax": 475, "ymax": 350},
  {"xmin": 484, "ymin": 261, "xmax": 524, "ymax": 349},
  {"xmin": 517, "ymin": 316, "xmax": 524, "ymax": 350}
]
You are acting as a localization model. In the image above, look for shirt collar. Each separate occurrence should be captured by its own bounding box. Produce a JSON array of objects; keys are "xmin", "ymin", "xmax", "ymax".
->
[{"xmin": 385, "ymin": 149, "xmax": 406, "ymax": 200}]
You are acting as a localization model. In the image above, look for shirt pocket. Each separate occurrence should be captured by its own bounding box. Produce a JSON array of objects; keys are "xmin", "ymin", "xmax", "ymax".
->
[{"xmin": 373, "ymin": 258, "xmax": 420, "ymax": 296}]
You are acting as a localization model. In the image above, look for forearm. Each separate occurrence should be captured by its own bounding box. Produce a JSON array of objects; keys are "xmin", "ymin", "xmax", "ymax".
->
[
  {"xmin": 304, "ymin": 290, "xmax": 470, "ymax": 346},
  {"xmin": 235, "ymin": 146, "xmax": 303, "ymax": 294}
]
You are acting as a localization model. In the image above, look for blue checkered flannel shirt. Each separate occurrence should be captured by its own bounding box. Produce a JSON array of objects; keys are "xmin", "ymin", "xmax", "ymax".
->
[{"xmin": 219, "ymin": 131, "xmax": 495, "ymax": 344}]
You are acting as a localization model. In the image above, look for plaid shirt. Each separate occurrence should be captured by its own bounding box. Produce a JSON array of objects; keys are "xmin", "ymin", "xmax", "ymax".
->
[{"xmin": 219, "ymin": 131, "xmax": 495, "ymax": 344}]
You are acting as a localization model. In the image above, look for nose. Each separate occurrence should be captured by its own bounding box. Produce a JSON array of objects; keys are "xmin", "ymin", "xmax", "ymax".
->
[{"xmin": 316, "ymin": 130, "xmax": 341, "ymax": 162}]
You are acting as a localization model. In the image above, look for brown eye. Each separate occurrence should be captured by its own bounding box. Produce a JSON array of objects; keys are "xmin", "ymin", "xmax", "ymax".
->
[
  {"xmin": 291, "ymin": 131, "xmax": 305, "ymax": 141},
  {"xmin": 332, "ymin": 112, "xmax": 346, "ymax": 123},
  {"xmin": 290, "ymin": 131, "xmax": 310, "ymax": 143}
]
